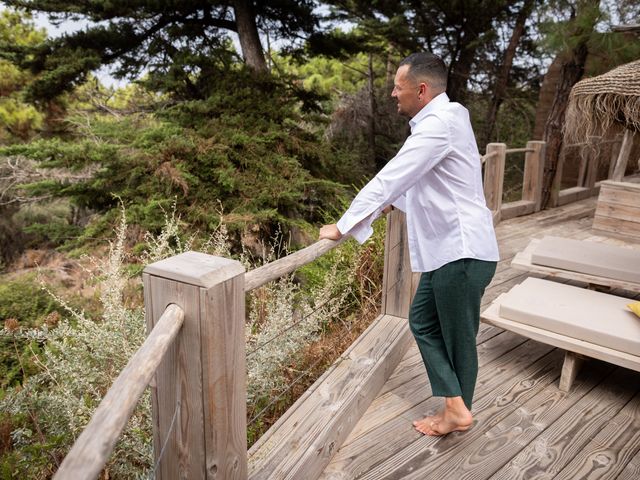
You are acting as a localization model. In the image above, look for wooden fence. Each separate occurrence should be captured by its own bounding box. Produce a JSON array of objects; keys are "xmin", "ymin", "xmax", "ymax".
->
[{"xmin": 52, "ymin": 135, "xmax": 635, "ymax": 479}]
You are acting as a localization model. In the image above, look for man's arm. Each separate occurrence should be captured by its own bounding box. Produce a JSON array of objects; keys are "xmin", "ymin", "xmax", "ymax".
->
[{"xmin": 318, "ymin": 206, "xmax": 393, "ymax": 240}]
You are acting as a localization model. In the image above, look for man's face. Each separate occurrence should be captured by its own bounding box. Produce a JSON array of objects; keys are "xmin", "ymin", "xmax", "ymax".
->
[{"xmin": 392, "ymin": 65, "xmax": 421, "ymax": 118}]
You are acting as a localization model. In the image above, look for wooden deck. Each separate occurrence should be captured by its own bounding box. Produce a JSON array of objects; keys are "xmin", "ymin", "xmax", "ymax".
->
[{"xmin": 319, "ymin": 196, "xmax": 640, "ymax": 480}]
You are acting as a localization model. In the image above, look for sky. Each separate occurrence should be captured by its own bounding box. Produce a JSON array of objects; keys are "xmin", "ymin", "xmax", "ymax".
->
[{"xmin": 29, "ymin": 11, "xmax": 129, "ymax": 88}]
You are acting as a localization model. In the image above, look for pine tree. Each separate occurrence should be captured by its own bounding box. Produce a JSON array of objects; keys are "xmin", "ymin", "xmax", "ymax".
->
[{"xmin": 0, "ymin": 0, "xmax": 318, "ymax": 101}]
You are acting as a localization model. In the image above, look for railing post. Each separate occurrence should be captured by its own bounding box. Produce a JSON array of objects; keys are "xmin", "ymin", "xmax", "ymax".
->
[
  {"xmin": 381, "ymin": 210, "xmax": 419, "ymax": 318},
  {"xmin": 483, "ymin": 142, "xmax": 506, "ymax": 224},
  {"xmin": 611, "ymin": 129, "xmax": 634, "ymax": 181},
  {"xmin": 143, "ymin": 251, "xmax": 247, "ymax": 479},
  {"xmin": 522, "ymin": 140, "xmax": 546, "ymax": 212}
]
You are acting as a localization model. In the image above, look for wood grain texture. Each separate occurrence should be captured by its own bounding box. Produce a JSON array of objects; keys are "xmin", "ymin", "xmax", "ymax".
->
[
  {"xmin": 247, "ymin": 314, "xmax": 412, "ymax": 480},
  {"xmin": 142, "ymin": 255, "xmax": 246, "ymax": 480},
  {"xmin": 200, "ymin": 274, "xmax": 247, "ymax": 479},
  {"xmin": 559, "ymin": 350, "xmax": 584, "ymax": 392},
  {"xmin": 356, "ymin": 349, "xmax": 565, "ymax": 480},
  {"xmin": 381, "ymin": 211, "xmax": 417, "ymax": 319},
  {"xmin": 146, "ymin": 275, "xmax": 206, "ymax": 480},
  {"xmin": 522, "ymin": 140, "xmax": 546, "ymax": 211},
  {"xmin": 320, "ymin": 340, "xmax": 558, "ymax": 479},
  {"xmin": 484, "ymin": 143, "xmax": 506, "ymax": 215},
  {"xmin": 416, "ymin": 361, "xmax": 619, "ymax": 480},
  {"xmin": 553, "ymin": 389, "xmax": 640, "ymax": 479},
  {"xmin": 611, "ymin": 129, "xmax": 634, "ymax": 182},
  {"xmin": 53, "ymin": 304, "xmax": 184, "ymax": 480},
  {"xmin": 245, "ymin": 237, "xmax": 346, "ymax": 291},
  {"xmin": 318, "ymin": 194, "xmax": 640, "ymax": 479},
  {"xmin": 490, "ymin": 367, "xmax": 637, "ymax": 480},
  {"xmin": 500, "ymin": 200, "xmax": 536, "ymax": 221}
]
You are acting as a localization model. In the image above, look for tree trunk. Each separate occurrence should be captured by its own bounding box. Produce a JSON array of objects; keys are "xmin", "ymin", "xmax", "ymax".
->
[
  {"xmin": 482, "ymin": 0, "xmax": 533, "ymax": 146},
  {"xmin": 233, "ymin": 0, "xmax": 268, "ymax": 73},
  {"xmin": 447, "ymin": 42, "xmax": 477, "ymax": 103},
  {"xmin": 540, "ymin": 0, "xmax": 600, "ymax": 209}
]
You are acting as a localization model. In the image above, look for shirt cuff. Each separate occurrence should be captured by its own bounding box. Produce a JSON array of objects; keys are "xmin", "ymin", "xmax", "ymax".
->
[{"xmin": 337, "ymin": 208, "xmax": 381, "ymax": 244}]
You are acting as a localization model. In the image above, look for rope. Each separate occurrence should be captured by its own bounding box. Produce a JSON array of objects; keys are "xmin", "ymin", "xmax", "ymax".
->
[{"xmin": 248, "ymin": 356, "xmax": 327, "ymax": 426}]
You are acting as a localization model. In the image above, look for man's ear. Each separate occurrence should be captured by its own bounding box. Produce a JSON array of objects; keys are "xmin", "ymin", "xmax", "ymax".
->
[{"xmin": 418, "ymin": 82, "xmax": 428, "ymax": 98}]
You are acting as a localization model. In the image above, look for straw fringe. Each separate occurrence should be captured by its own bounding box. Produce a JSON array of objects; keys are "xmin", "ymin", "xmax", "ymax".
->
[{"xmin": 564, "ymin": 60, "xmax": 640, "ymax": 144}]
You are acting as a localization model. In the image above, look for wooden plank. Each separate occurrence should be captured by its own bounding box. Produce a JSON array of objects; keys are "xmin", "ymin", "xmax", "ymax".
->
[
  {"xmin": 383, "ymin": 212, "xmax": 416, "ymax": 319},
  {"xmin": 521, "ymin": 141, "xmax": 545, "ymax": 211},
  {"xmin": 559, "ymin": 351, "xmax": 584, "ymax": 392},
  {"xmin": 352, "ymin": 349, "xmax": 565, "ymax": 480},
  {"xmin": 593, "ymin": 215, "xmax": 640, "ymax": 239},
  {"xmin": 484, "ymin": 143, "xmax": 506, "ymax": 215},
  {"xmin": 411, "ymin": 361, "xmax": 624, "ymax": 480},
  {"xmin": 336, "ymin": 330, "xmax": 529, "ymax": 449},
  {"xmin": 482, "ymin": 298, "xmax": 640, "ymax": 373},
  {"xmin": 617, "ymin": 448, "xmax": 640, "ymax": 480},
  {"xmin": 320, "ymin": 340, "xmax": 559, "ymax": 479},
  {"xmin": 597, "ymin": 184, "xmax": 640, "ymax": 207},
  {"xmin": 500, "ymin": 200, "xmax": 536, "ymax": 221},
  {"xmin": 146, "ymin": 275, "xmax": 205, "ymax": 479},
  {"xmin": 553, "ymin": 389, "xmax": 640, "ymax": 479},
  {"xmin": 143, "ymin": 252, "xmax": 247, "ymax": 479},
  {"xmin": 247, "ymin": 314, "xmax": 412, "ymax": 480},
  {"xmin": 490, "ymin": 368, "xmax": 638, "ymax": 480},
  {"xmin": 53, "ymin": 304, "xmax": 185, "ymax": 480},
  {"xmin": 557, "ymin": 186, "xmax": 595, "ymax": 206},
  {"xmin": 245, "ymin": 238, "xmax": 346, "ymax": 292},
  {"xmin": 200, "ymin": 273, "xmax": 247, "ymax": 479},
  {"xmin": 611, "ymin": 129, "xmax": 634, "ymax": 182},
  {"xmin": 595, "ymin": 201, "xmax": 640, "ymax": 224}
]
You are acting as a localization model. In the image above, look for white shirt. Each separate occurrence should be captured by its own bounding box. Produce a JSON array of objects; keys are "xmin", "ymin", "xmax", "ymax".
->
[{"xmin": 336, "ymin": 93, "xmax": 499, "ymax": 272}]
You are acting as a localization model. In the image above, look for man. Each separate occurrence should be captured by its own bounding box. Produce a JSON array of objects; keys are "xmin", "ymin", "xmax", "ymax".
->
[{"xmin": 319, "ymin": 52, "xmax": 499, "ymax": 436}]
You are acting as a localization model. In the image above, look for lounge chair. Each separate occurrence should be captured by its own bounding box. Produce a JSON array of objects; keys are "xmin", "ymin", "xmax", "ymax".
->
[
  {"xmin": 481, "ymin": 277, "xmax": 640, "ymax": 391},
  {"xmin": 511, "ymin": 236, "xmax": 640, "ymax": 293}
]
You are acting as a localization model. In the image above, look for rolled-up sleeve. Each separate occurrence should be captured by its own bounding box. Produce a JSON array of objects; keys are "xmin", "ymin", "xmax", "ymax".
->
[{"xmin": 336, "ymin": 115, "xmax": 450, "ymax": 243}]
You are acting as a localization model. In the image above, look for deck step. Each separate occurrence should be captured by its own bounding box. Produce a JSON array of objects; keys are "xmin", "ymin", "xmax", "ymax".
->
[{"xmin": 247, "ymin": 313, "xmax": 412, "ymax": 480}]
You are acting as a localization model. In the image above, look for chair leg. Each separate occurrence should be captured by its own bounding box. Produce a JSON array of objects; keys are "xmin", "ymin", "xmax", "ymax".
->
[{"xmin": 559, "ymin": 351, "xmax": 584, "ymax": 392}]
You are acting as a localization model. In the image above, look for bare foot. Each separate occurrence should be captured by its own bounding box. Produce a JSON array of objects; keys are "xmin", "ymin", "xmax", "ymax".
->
[
  {"xmin": 412, "ymin": 411, "xmax": 443, "ymax": 435},
  {"xmin": 427, "ymin": 409, "xmax": 473, "ymax": 436},
  {"xmin": 415, "ymin": 397, "xmax": 473, "ymax": 436}
]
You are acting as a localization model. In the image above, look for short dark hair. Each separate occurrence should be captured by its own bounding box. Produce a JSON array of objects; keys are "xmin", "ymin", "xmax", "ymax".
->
[{"xmin": 399, "ymin": 52, "xmax": 447, "ymax": 92}]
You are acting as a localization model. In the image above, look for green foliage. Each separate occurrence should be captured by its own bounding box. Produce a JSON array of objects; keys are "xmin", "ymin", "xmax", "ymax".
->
[
  {"xmin": 0, "ymin": 275, "xmax": 66, "ymax": 391},
  {"xmin": 0, "ymin": 9, "xmax": 46, "ymax": 141},
  {"xmin": 1, "ymin": 0, "xmax": 319, "ymax": 101},
  {"xmin": 2, "ymin": 74, "xmax": 358, "ymax": 251},
  {"xmin": 0, "ymin": 203, "xmax": 386, "ymax": 477}
]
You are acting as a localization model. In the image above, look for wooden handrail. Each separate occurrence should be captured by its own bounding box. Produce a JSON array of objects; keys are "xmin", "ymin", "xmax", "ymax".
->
[
  {"xmin": 505, "ymin": 147, "xmax": 534, "ymax": 154},
  {"xmin": 245, "ymin": 237, "xmax": 347, "ymax": 292},
  {"xmin": 54, "ymin": 304, "xmax": 185, "ymax": 480}
]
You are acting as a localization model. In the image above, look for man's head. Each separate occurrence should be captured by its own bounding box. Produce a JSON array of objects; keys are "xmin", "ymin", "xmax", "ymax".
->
[{"xmin": 392, "ymin": 52, "xmax": 448, "ymax": 118}]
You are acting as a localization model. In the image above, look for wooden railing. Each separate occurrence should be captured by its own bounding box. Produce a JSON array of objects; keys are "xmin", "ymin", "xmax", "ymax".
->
[
  {"xmin": 54, "ymin": 304, "xmax": 185, "ymax": 479},
  {"xmin": 53, "ymin": 134, "xmax": 637, "ymax": 479},
  {"xmin": 482, "ymin": 140, "xmax": 545, "ymax": 224}
]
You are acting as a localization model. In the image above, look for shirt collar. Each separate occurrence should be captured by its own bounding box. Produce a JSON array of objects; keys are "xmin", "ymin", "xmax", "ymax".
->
[{"xmin": 409, "ymin": 92, "xmax": 450, "ymax": 130}]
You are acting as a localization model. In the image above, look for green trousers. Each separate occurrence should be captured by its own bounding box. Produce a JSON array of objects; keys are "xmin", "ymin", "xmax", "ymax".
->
[{"xmin": 409, "ymin": 258, "xmax": 496, "ymax": 410}]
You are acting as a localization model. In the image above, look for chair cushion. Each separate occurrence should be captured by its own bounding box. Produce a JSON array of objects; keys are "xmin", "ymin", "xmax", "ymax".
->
[
  {"xmin": 531, "ymin": 236, "xmax": 640, "ymax": 284},
  {"xmin": 499, "ymin": 277, "xmax": 640, "ymax": 356}
]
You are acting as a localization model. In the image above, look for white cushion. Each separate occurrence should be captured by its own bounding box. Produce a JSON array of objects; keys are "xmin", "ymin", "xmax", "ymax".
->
[
  {"xmin": 531, "ymin": 236, "xmax": 640, "ymax": 284},
  {"xmin": 499, "ymin": 277, "xmax": 640, "ymax": 356}
]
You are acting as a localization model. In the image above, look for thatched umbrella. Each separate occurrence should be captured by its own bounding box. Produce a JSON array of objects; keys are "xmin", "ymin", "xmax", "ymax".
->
[{"xmin": 564, "ymin": 59, "xmax": 640, "ymax": 180}]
